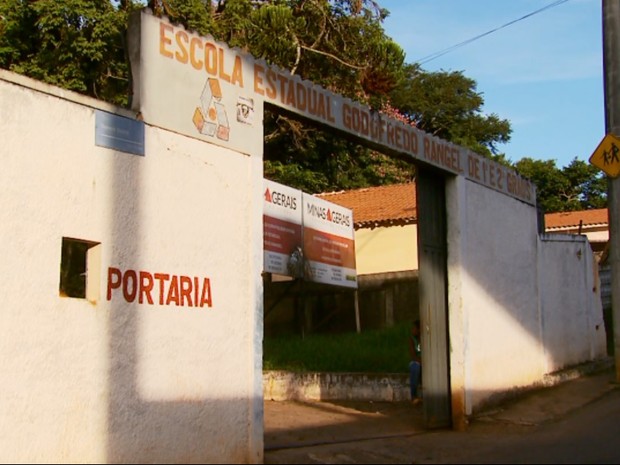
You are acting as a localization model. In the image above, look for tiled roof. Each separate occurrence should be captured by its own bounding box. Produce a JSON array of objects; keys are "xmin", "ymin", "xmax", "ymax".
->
[
  {"xmin": 318, "ymin": 183, "xmax": 417, "ymax": 228},
  {"xmin": 318, "ymin": 183, "xmax": 608, "ymax": 233},
  {"xmin": 545, "ymin": 208, "xmax": 608, "ymax": 230}
]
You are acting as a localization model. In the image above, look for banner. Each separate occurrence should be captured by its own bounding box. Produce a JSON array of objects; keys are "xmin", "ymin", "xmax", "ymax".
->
[
  {"xmin": 263, "ymin": 180, "xmax": 303, "ymax": 277},
  {"xmin": 263, "ymin": 180, "xmax": 357, "ymax": 288},
  {"xmin": 302, "ymin": 194, "xmax": 357, "ymax": 289}
]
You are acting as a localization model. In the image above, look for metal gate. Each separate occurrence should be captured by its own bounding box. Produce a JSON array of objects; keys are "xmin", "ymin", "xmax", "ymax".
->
[{"xmin": 416, "ymin": 167, "xmax": 452, "ymax": 429}]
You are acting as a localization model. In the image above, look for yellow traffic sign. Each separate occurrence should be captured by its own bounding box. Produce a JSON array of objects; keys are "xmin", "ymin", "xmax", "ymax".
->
[{"xmin": 589, "ymin": 133, "xmax": 620, "ymax": 178}]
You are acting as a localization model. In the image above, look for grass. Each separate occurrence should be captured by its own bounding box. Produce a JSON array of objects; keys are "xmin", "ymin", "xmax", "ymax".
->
[{"xmin": 263, "ymin": 323, "xmax": 410, "ymax": 373}]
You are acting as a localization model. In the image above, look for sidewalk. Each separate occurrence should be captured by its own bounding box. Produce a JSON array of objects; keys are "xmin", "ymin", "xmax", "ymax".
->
[{"xmin": 264, "ymin": 359, "xmax": 618, "ymax": 464}]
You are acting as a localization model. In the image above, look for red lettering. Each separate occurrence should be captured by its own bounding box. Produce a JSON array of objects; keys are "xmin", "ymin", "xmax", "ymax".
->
[
  {"xmin": 139, "ymin": 271, "xmax": 154, "ymax": 305},
  {"xmin": 342, "ymin": 103, "xmax": 352, "ymax": 129},
  {"xmin": 123, "ymin": 269, "xmax": 137, "ymax": 303},
  {"xmin": 325, "ymin": 96, "xmax": 336, "ymax": 123},
  {"xmin": 394, "ymin": 126, "xmax": 403, "ymax": 149},
  {"xmin": 154, "ymin": 273, "xmax": 170, "ymax": 305},
  {"xmin": 200, "ymin": 278, "xmax": 213, "ymax": 308},
  {"xmin": 166, "ymin": 275, "xmax": 180, "ymax": 306},
  {"xmin": 107, "ymin": 268, "xmax": 212, "ymax": 309},
  {"xmin": 180, "ymin": 275, "xmax": 193, "ymax": 307},
  {"xmin": 107, "ymin": 267, "xmax": 122, "ymax": 301},
  {"xmin": 317, "ymin": 93, "xmax": 327, "ymax": 120},
  {"xmin": 387, "ymin": 124, "xmax": 395, "ymax": 146},
  {"xmin": 468, "ymin": 155, "xmax": 480, "ymax": 180},
  {"xmin": 360, "ymin": 111, "xmax": 369, "ymax": 136}
]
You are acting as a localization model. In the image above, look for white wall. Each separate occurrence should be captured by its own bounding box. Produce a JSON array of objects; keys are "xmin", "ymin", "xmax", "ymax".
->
[
  {"xmin": 538, "ymin": 234, "xmax": 607, "ymax": 372},
  {"xmin": 0, "ymin": 71, "xmax": 263, "ymax": 463},
  {"xmin": 447, "ymin": 177, "xmax": 606, "ymax": 416}
]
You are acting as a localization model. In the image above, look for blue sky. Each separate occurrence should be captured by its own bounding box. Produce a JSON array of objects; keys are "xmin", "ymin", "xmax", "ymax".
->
[{"xmin": 378, "ymin": 0, "xmax": 605, "ymax": 169}]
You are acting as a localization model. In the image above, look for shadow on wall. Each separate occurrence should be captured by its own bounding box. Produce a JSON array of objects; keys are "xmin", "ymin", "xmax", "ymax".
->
[
  {"xmin": 452, "ymin": 181, "xmax": 607, "ymax": 410},
  {"xmin": 104, "ymin": 128, "xmax": 260, "ymax": 463}
]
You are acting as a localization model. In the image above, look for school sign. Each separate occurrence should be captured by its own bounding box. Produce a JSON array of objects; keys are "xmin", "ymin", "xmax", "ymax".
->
[{"xmin": 129, "ymin": 10, "xmax": 535, "ymax": 206}]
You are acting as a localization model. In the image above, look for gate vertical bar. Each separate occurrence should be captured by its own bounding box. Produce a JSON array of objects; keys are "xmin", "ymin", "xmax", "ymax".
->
[{"xmin": 416, "ymin": 168, "xmax": 452, "ymax": 429}]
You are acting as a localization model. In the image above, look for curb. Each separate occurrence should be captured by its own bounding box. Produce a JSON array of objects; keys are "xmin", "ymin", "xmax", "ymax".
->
[{"xmin": 263, "ymin": 371, "xmax": 410, "ymax": 402}]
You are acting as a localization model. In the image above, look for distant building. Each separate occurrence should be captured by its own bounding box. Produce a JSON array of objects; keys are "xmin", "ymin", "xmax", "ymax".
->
[
  {"xmin": 318, "ymin": 183, "xmax": 419, "ymax": 329},
  {"xmin": 318, "ymin": 182, "xmax": 418, "ymax": 276},
  {"xmin": 544, "ymin": 208, "xmax": 609, "ymax": 257}
]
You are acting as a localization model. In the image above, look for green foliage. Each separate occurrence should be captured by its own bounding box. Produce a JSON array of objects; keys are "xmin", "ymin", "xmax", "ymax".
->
[
  {"xmin": 0, "ymin": 0, "xmax": 137, "ymax": 105},
  {"xmin": 389, "ymin": 64, "xmax": 512, "ymax": 159},
  {"xmin": 515, "ymin": 157, "xmax": 607, "ymax": 213},
  {"xmin": 263, "ymin": 112, "xmax": 415, "ymax": 193},
  {"xmin": 263, "ymin": 323, "xmax": 410, "ymax": 373},
  {"xmin": 159, "ymin": 0, "xmax": 216, "ymax": 37},
  {"xmin": 5, "ymin": 0, "xmax": 602, "ymax": 206}
]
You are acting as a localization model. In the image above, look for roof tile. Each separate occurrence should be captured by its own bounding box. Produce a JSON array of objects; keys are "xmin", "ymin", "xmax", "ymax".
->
[
  {"xmin": 318, "ymin": 183, "xmax": 417, "ymax": 228},
  {"xmin": 318, "ymin": 183, "xmax": 608, "ymax": 233},
  {"xmin": 544, "ymin": 208, "xmax": 608, "ymax": 229}
]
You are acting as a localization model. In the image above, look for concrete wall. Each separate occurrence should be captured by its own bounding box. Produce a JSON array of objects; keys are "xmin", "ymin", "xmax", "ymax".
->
[
  {"xmin": 538, "ymin": 234, "xmax": 607, "ymax": 372},
  {"xmin": 354, "ymin": 225, "xmax": 418, "ymax": 275},
  {"xmin": 446, "ymin": 177, "xmax": 607, "ymax": 416},
  {"xmin": 0, "ymin": 71, "xmax": 263, "ymax": 463},
  {"xmin": 263, "ymin": 371, "xmax": 410, "ymax": 402}
]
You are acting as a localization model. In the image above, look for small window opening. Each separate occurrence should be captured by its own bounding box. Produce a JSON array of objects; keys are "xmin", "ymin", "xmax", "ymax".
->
[{"xmin": 59, "ymin": 238, "xmax": 101, "ymax": 301}]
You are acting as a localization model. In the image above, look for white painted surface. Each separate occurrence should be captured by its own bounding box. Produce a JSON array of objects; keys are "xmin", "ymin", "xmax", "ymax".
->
[
  {"xmin": 0, "ymin": 19, "xmax": 610, "ymax": 455},
  {"xmin": 461, "ymin": 180, "xmax": 543, "ymax": 411},
  {"xmin": 0, "ymin": 71, "xmax": 263, "ymax": 463},
  {"xmin": 447, "ymin": 178, "xmax": 607, "ymax": 415},
  {"xmin": 538, "ymin": 234, "xmax": 607, "ymax": 373}
]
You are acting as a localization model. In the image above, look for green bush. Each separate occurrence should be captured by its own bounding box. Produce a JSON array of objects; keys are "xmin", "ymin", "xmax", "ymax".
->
[{"xmin": 263, "ymin": 323, "xmax": 410, "ymax": 373}]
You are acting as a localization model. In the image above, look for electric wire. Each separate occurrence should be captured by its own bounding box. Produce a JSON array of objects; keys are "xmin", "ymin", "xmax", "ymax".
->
[{"xmin": 415, "ymin": 0, "xmax": 570, "ymax": 65}]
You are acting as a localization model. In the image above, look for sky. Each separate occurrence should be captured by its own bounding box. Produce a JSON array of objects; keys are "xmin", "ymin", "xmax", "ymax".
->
[{"xmin": 378, "ymin": 0, "xmax": 605, "ymax": 169}]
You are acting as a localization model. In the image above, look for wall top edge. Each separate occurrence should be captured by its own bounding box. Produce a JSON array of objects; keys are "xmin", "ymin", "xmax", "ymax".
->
[
  {"xmin": 0, "ymin": 68, "xmax": 138, "ymax": 120},
  {"xmin": 539, "ymin": 233, "xmax": 589, "ymax": 243}
]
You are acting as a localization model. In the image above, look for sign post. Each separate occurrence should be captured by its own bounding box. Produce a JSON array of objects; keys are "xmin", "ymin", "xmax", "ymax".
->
[{"xmin": 602, "ymin": 0, "xmax": 620, "ymax": 382}]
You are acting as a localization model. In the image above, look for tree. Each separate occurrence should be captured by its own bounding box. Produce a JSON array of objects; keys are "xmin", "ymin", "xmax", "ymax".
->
[
  {"xmin": 389, "ymin": 64, "xmax": 512, "ymax": 159},
  {"xmin": 561, "ymin": 158, "xmax": 607, "ymax": 210},
  {"xmin": 515, "ymin": 157, "xmax": 606, "ymax": 213},
  {"xmin": 203, "ymin": 0, "xmax": 413, "ymax": 192},
  {"xmin": 0, "ymin": 0, "xmax": 136, "ymax": 105},
  {"xmin": 0, "ymin": 0, "xmax": 509, "ymax": 192}
]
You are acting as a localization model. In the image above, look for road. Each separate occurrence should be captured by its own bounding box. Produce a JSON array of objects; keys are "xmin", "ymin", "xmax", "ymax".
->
[{"xmin": 264, "ymin": 369, "xmax": 620, "ymax": 464}]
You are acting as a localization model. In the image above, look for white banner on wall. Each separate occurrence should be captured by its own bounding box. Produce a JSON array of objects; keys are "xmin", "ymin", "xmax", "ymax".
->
[
  {"xmin": 302, "ymin": 194, "xmax": 357, "ymax": 289},
  {"xmin": 263, "ymin": 179, "xmax": 303, "ymax": 277},
  {"xmin": 262, "ymin": 180, "xmax": 357, "ymax": 288}
]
